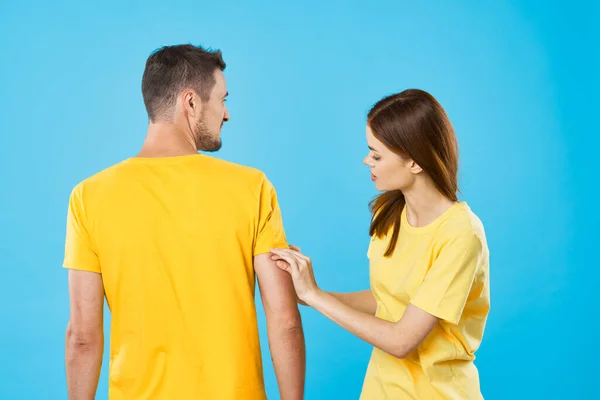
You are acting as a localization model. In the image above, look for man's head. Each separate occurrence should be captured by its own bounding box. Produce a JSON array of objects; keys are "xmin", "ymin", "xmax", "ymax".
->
[{"xmin": 141, "ymin": 44, "xmax": 230, "ymax": 152}]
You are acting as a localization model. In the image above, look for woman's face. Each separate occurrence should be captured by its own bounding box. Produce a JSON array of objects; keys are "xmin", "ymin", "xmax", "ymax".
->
[{"xmin": 363, "ymin": 125, "xmax": 417, "ymax": 192}]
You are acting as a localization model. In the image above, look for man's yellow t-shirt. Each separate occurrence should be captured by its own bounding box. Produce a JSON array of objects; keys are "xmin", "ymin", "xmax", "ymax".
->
[
  {"xmin": 361, "ymin": 202, "xmax": 490, "ymax": 400},
  {"xmin": 63, "ymin": 154, "xmax": 288, "ymax": 400}
]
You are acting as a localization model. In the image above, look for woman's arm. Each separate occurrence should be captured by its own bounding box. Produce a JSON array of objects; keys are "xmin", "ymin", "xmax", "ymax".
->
[
  {"xmin": 286, "ymin": 246, "xmax": 377, "ymax": 315},
  {"xmin": 307, "ymin": 291, "xmax": 437, "ymax": 358},
  {"xmin": 329, "ymin": 290, "xmax": 377, "ymax": 316},
  {"xmin": 271, "ymin": 248, "xmax": 438, "ymax": 358}
]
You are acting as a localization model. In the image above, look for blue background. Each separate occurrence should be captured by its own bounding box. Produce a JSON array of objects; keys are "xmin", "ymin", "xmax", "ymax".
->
[{"xmin": 0, "ymin": 0, "xmax": 597, "ymax": 398}]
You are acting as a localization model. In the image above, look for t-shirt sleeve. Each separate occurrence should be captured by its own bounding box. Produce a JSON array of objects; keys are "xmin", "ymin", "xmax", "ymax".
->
[
  {"xmin": 253, "ymin": 176, "xmax": 288, "ymax": 256},
  {"xmin": 63, "ymin": 186, "xmax": 101, "ymax": 273},
  {"xmin": 410, "ymin": 233, "xmax": 482, "ymax": 324}
]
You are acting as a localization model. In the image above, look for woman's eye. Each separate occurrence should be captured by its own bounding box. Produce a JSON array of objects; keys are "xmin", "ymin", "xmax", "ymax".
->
[{"xmin": 372, "ymin": 155, "xmax": 381, "ymax": 161}]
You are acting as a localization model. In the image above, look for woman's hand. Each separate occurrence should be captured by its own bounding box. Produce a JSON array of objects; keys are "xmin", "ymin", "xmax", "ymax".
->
[{"xmin": 270, "ymin": 245, "xmax": 321, "ymax": 304}]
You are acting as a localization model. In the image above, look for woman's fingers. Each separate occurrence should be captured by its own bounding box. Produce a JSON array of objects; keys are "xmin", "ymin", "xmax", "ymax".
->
[
  {"xmin": 286, "ymin": 245, "xmax": 311, "ymax": 263},
  {"xmin": 271, "ymin": 249, "xmax": 300, "ymax": 274},
  {"xmin": 274, "ymin": 248, "xmax": 307, "ymax": 262},
  {"xmin": 275, "ymin": 260, "xmax": 291, "ymax": 273},
  {"xmin": 271, "ymin": 250, "xmax": 301, "ymax": 275},
  {"xmin": 271, "ymin": 248, "xmax": 319, "ymax": 303},
  {"xmin": 271, "ymin": 252, "xmax": 299, "ymax": 263},
  {"xmin": 271, "ymin": 244, "xmax": 311, "ymax": 263},
  {"xmin": 292, "ymin": 251, "xmax": 310, "ymax": 263}
]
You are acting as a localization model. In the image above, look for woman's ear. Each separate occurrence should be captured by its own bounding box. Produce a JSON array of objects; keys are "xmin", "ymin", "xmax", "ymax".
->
[{"xmin": 409, "ymin": 160, "xmax": 423, "ymax": 174}]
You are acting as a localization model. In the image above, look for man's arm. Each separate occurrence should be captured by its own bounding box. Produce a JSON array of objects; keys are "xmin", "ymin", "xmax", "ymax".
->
[
  {"xmin": 255, "ymin": 253, "xmax": 305, "ymax": 400},
  {"xmin": 329, "ymin": 290, "xmax": 377, "ymax": 315},
  {"xmin": 65, "ymin": 270, "xmax": 104, "ymax": 400}
]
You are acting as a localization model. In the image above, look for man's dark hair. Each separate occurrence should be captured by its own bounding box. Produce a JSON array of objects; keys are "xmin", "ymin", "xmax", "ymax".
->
[{"xmin": 141, "ymin": 44, "xmax": 226, "ymax": 122}]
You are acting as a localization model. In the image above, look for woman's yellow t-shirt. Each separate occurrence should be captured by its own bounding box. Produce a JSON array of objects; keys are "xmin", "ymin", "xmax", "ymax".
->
[{"xmin": 360, "ymin": 202, "xmax": 490, "ymax": 400}]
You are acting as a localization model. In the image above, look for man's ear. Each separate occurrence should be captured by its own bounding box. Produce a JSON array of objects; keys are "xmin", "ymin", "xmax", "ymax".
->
[{"xmin": 182, "ymin": 90, "xmax": 202, "ymax": 117}]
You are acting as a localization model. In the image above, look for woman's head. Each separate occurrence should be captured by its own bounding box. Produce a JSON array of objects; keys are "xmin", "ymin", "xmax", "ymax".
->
[{"xmin": 365, "ymin": 89, "xmax": 459, "ymax": 256}]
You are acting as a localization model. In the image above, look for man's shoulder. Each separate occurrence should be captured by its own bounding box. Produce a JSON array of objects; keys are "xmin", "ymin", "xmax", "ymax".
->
[
  {"xmin": 201, "ymin": 155, "xmax": 273, "ymax": 191},
  {"xmin": 70, "ymin": 156, "xmax": 274, "ymax": 199},
  {"xmin": 204, "ymin": 155, "xmax": 265, "ymax": 177},
  {"xmin": 70, "ymin": 161, "xmax": 128, "ymax": 194}
]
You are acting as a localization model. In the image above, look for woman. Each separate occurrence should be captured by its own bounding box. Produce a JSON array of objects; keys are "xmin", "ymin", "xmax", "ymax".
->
[{"xmin": 271, "ymin": 89, "xmax": 490, "ymax": 399}]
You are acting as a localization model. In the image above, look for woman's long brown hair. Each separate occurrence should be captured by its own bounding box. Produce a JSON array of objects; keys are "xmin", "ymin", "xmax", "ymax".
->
[{"xmin": 368, "ymin": 89, "xmax": 459, "ymax": 257}]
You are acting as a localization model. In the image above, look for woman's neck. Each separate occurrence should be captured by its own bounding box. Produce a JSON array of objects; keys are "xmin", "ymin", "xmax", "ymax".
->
[{"xmin": 402, "ymin": 178, "xmax": 457, "ymax": 228}]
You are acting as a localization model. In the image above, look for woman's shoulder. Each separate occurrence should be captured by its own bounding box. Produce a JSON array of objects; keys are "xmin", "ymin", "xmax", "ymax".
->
[{"xmin": 436, "ymin": 202, "xmax": 487, "ymax": 244}]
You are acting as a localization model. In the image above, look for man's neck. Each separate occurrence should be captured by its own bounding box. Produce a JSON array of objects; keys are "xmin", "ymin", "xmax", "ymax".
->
[{"xmin": 137, "ymin": 122, "xmax": 197, "ymax": 158}]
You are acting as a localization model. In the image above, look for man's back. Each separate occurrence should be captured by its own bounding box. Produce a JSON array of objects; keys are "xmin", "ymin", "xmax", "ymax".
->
[{"xmin": 64, "ymin": 154, "xmax": 287, "ymax": 399}]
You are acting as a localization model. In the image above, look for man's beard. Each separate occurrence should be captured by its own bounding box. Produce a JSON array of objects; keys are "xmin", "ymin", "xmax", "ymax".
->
[{"xmin": 194, "ymin": 117, "xmax": 222, "ymax": 152}]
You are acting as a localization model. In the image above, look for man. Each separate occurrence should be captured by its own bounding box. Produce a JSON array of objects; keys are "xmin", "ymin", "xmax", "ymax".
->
[{"xmin": 63, "ymin": 44, "xmax": 305, "ymax": 400}]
